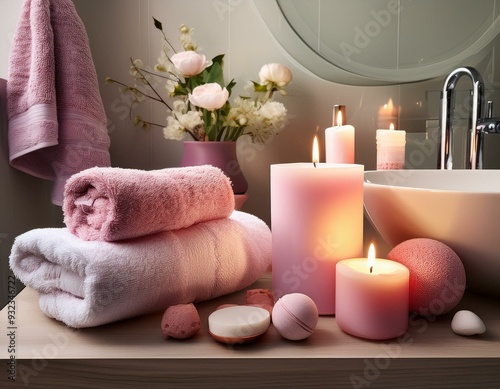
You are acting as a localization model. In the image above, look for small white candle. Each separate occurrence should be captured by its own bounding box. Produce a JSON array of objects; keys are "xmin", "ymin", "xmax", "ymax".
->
[
  {"xmin": 336, "ymin": 244, "xmax": 410, "ymax": 340},
  {"xmin": 376, "ymin": 123, "xmax": 406, "ymax": 170},
  {"xmin": 325, "ymin": 109, "xmax": 355, "ymax": 164},
  {"xmin": 271, "ymin": 136, "xmax": 364, "ymax": 314}
]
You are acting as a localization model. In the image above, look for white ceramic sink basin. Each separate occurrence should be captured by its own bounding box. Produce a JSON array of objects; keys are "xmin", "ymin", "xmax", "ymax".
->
[{"xmin": 364, "ymin": 169, "xmax": 500, "ymax": 297}]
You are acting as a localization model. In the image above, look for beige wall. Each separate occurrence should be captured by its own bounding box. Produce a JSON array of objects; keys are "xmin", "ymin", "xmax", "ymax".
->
[{"xmin": 73, "ymin": 0, "xmax": 438, "ymax": 222}]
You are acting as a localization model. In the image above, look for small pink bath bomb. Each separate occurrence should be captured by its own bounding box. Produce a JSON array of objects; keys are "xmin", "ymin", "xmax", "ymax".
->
[
  {"xmin": 246, "ymin": 288, "xmax": 275, "ymax": 306},
  {"xmin": 387, "ymin": 238, "xmax": 466, "ymax": 316},
  {"xmin": 272, "ymin": 293, "xmax": 318, "ymax": 340},
  {"xmin": 161, "ymin": 303, "xmax": 201, "ymax": 339}
]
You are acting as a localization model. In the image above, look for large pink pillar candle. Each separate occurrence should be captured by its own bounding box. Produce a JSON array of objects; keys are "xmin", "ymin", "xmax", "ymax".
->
[
  {"xmin": 336, "ymin": 246, "xmax": 409, "ymax": 339},
  {"xmin": 271, "ymin": 163, "xmax": 364, "ymax": 315}
]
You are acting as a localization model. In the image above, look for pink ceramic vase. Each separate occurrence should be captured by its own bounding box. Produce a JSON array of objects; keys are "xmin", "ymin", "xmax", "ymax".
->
[{"xmin": 180, "ymin": 141, "xmax": 248, "ymax": 194}]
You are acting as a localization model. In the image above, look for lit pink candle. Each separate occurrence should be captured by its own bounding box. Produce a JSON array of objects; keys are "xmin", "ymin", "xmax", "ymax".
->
[
  {"xmin": 271, "ymin": 136, "xmax": 364, "ymax": 314},
  {"xmin": 336, "ymin": 244, "xmax": 409, "ymax": 340},
  {"xmin": 325, "ymin": 109, "xmax": 355, "ymax": 163}
]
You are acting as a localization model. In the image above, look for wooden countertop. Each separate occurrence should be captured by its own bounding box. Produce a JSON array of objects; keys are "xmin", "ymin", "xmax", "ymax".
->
[{"xmin": 1, "ymin": 273, "xmax": 499, "ymax": 388}]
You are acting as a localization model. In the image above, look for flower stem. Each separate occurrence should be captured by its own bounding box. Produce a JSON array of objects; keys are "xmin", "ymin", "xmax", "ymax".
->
[{"xmin": 130, "ymin": 57, "xmax": 173, "ymax": 110}]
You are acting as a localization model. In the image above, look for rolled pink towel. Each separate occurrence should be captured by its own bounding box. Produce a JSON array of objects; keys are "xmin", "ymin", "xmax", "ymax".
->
[{"xmin": 63, "ymin": 165, "xmax": 235, "ymax": 241}]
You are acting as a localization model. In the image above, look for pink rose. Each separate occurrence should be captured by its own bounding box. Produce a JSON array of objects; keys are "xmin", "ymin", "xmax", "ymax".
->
[
  {"xmin": 171, "ymin": 51, "xmax": 209, "ymax": 77},
  {"xmin": 189, "ymin": 83, "xmax": 229, "ymax": 111}
]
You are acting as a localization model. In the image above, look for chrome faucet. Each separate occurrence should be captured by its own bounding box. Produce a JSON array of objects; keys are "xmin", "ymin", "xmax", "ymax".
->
[{"xmin": 439, "ymin": 66, "xmax": 484, "ymax": 169}]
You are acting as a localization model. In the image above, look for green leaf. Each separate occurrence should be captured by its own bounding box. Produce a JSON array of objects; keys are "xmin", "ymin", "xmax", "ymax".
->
[
  {"xmin": 226, "ymin": 79, "xmax": 236, "ymax": 96},
  {"xmin": 206, "ymin": 62, "xmax": 224, "ymax": 87},
  {"xmin": 211, "ymin": 54, "xmax": 225, "ymax": 66},
  {"xmin": 252, "ymin": 81, "xmax": 267, "ymax": 92},
  {"xmin": 153, "ymin": 17, "xmax": 163, "ymax": 31}
]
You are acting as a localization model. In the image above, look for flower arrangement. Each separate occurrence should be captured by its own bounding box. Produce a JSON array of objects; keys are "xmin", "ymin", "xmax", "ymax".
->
[{"xmin": 106, "ymin": 18, "xmax": 292, "ymax": 143}]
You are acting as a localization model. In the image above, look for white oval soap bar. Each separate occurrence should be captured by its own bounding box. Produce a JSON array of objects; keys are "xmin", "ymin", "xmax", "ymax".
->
[
  {"xmin": 451, "ymin": 310, "xmax": 486, "ymax": 336},
  {"xmin": 208, "ymin": 305, "xmax": 270, "ymax": 343}
]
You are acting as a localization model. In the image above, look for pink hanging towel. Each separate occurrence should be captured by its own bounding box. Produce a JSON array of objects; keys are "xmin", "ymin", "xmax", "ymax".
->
[{"xmin": 7, "ymin": 0, "xmax": 111, "ymax": 205}]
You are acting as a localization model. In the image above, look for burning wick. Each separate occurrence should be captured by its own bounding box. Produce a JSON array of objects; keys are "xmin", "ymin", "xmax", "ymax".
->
[
  {"xmin": 312, "ymin": 129, "xmax": 319, "ymax": 168},
  {"xmin": 368, "ymin": 243, "xmax": 375, "ymax": 274}
]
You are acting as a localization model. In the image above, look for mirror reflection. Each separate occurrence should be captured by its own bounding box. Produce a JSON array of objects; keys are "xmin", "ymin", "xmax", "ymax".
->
[{"xmin": 255, "ymin": 0, "xmax": 500, "ymax": 85}]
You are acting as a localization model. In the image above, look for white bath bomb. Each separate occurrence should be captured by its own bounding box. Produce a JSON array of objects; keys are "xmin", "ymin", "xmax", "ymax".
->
[
  {"xmin": 387, "ymin": 238, "xmax": 466, "ymax": 316},
  {"xmin": 451, "ymin": 310, "xmax": 486, "ymax": 336}
]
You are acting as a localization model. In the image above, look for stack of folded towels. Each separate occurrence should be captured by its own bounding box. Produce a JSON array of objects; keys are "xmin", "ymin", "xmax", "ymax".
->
[{"xmin": 9, "ymin": 165, "xmax": 272, "ymax": 328}]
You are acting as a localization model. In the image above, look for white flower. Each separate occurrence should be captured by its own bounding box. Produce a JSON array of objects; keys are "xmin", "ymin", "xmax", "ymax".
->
[
  {"xmin": 129, "ymin": 59, "xmax": 144, "ymax": 79},
  {"xmin": 155, "ymin": 38, "xmax": 172, "ymax": 73},
  {"xmin": 259, "ymin": 63, "xmax": 292, "ymax": 86},
  {"xmin": 226, "ymin": 97, "xmax": 256, "ymax": 127},
  {"xmin": 178, "ymin": 110, "xmax": 204, "ymax": 131},
  {"xmin": 171, "ymin": 51, "xmax": 210, "ymax": 77},
  {"xmin": 165, "ymin": 79, "xmax": 178, "ymax": 96},
  {"xmin": 179, "ymin": 24, "xmax": 198, "ymax": 51},
  {"xmin": 172, "ymin": 100, "xmax": 188, "ymax": 114},
  {"xmin": 189, "ymin": 83, "xmax": 229, "ymax": 111},
  {"xmin": 163, "ymin": 116, "xmax": 185, "ymax": 140},
  {"xmin": 258, "ymin": 101, "xmax": 287, "ymax": 127},
  {"xmin": 120, "ymin": 84, "xmax": 146, "ymax": 102}
]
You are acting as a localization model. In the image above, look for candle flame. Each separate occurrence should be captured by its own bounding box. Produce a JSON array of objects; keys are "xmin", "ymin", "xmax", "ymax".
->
[
  {"xmin": 337, "ymin": 110, "xmax": 343, "ymax": 127},
  {"xmin": 312, "ymin": 135, "xmax": 320, "ymax": 167},
  {"xmin": 389, "ymin": 123, "xmax": 395, "ymax": 131},
  {"xmin": 367, "ymin": 243, "xmax": 376, "ymax": 273}
]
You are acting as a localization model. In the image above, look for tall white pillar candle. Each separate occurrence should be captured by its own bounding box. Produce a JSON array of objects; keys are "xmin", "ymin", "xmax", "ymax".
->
[
  {"xmin": 325, "ymin": 106, "xmax": 355, "ymax": 164},
  {"xmin": 271, "ymin": 140, "xmax": 364, "ymax": 314}
]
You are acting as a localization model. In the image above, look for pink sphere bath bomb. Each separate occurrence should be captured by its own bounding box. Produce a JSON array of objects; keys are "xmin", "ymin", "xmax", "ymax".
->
[
  {"xmin": 387, "ymin": 238, "xmax": 466, "ymax": 316},
  {"xmin": 272, "ymin": 293, "xmax": 319, "ymax": 340},
  {"xmin": 161, "ymin": 303, "xmax": 201, "ymax": 339}
]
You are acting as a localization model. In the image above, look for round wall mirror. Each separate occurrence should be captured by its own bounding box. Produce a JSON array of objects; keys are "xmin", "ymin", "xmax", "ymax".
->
[{"xmin": 253, "ymin": 0, "xmax": 500, "ymax": 85}]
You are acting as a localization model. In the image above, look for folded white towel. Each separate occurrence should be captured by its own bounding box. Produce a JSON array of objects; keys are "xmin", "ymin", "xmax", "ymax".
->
[{"xmin": 9, "ymin": 211, "xmax": 271, "ymax": 328}]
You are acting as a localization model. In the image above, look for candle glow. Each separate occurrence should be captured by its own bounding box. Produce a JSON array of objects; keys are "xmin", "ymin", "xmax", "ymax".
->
[
  {"xmin": 378, "ymin": 98, "xmax": 398, "ymax": 129},
  {"xmin": 312, "ymin": 135, "xmax": 320, "ymax": 166},
  {"xmin": 389, "ymin": 123, "xmax": 395, "ymax": 130},
  {"xmin": 367, "ymin": 243, "xmax": 375, "ymax": 273},
  {"xmin": 337, "ymin": 110, "xmax": 343, "ymax": 127}
]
